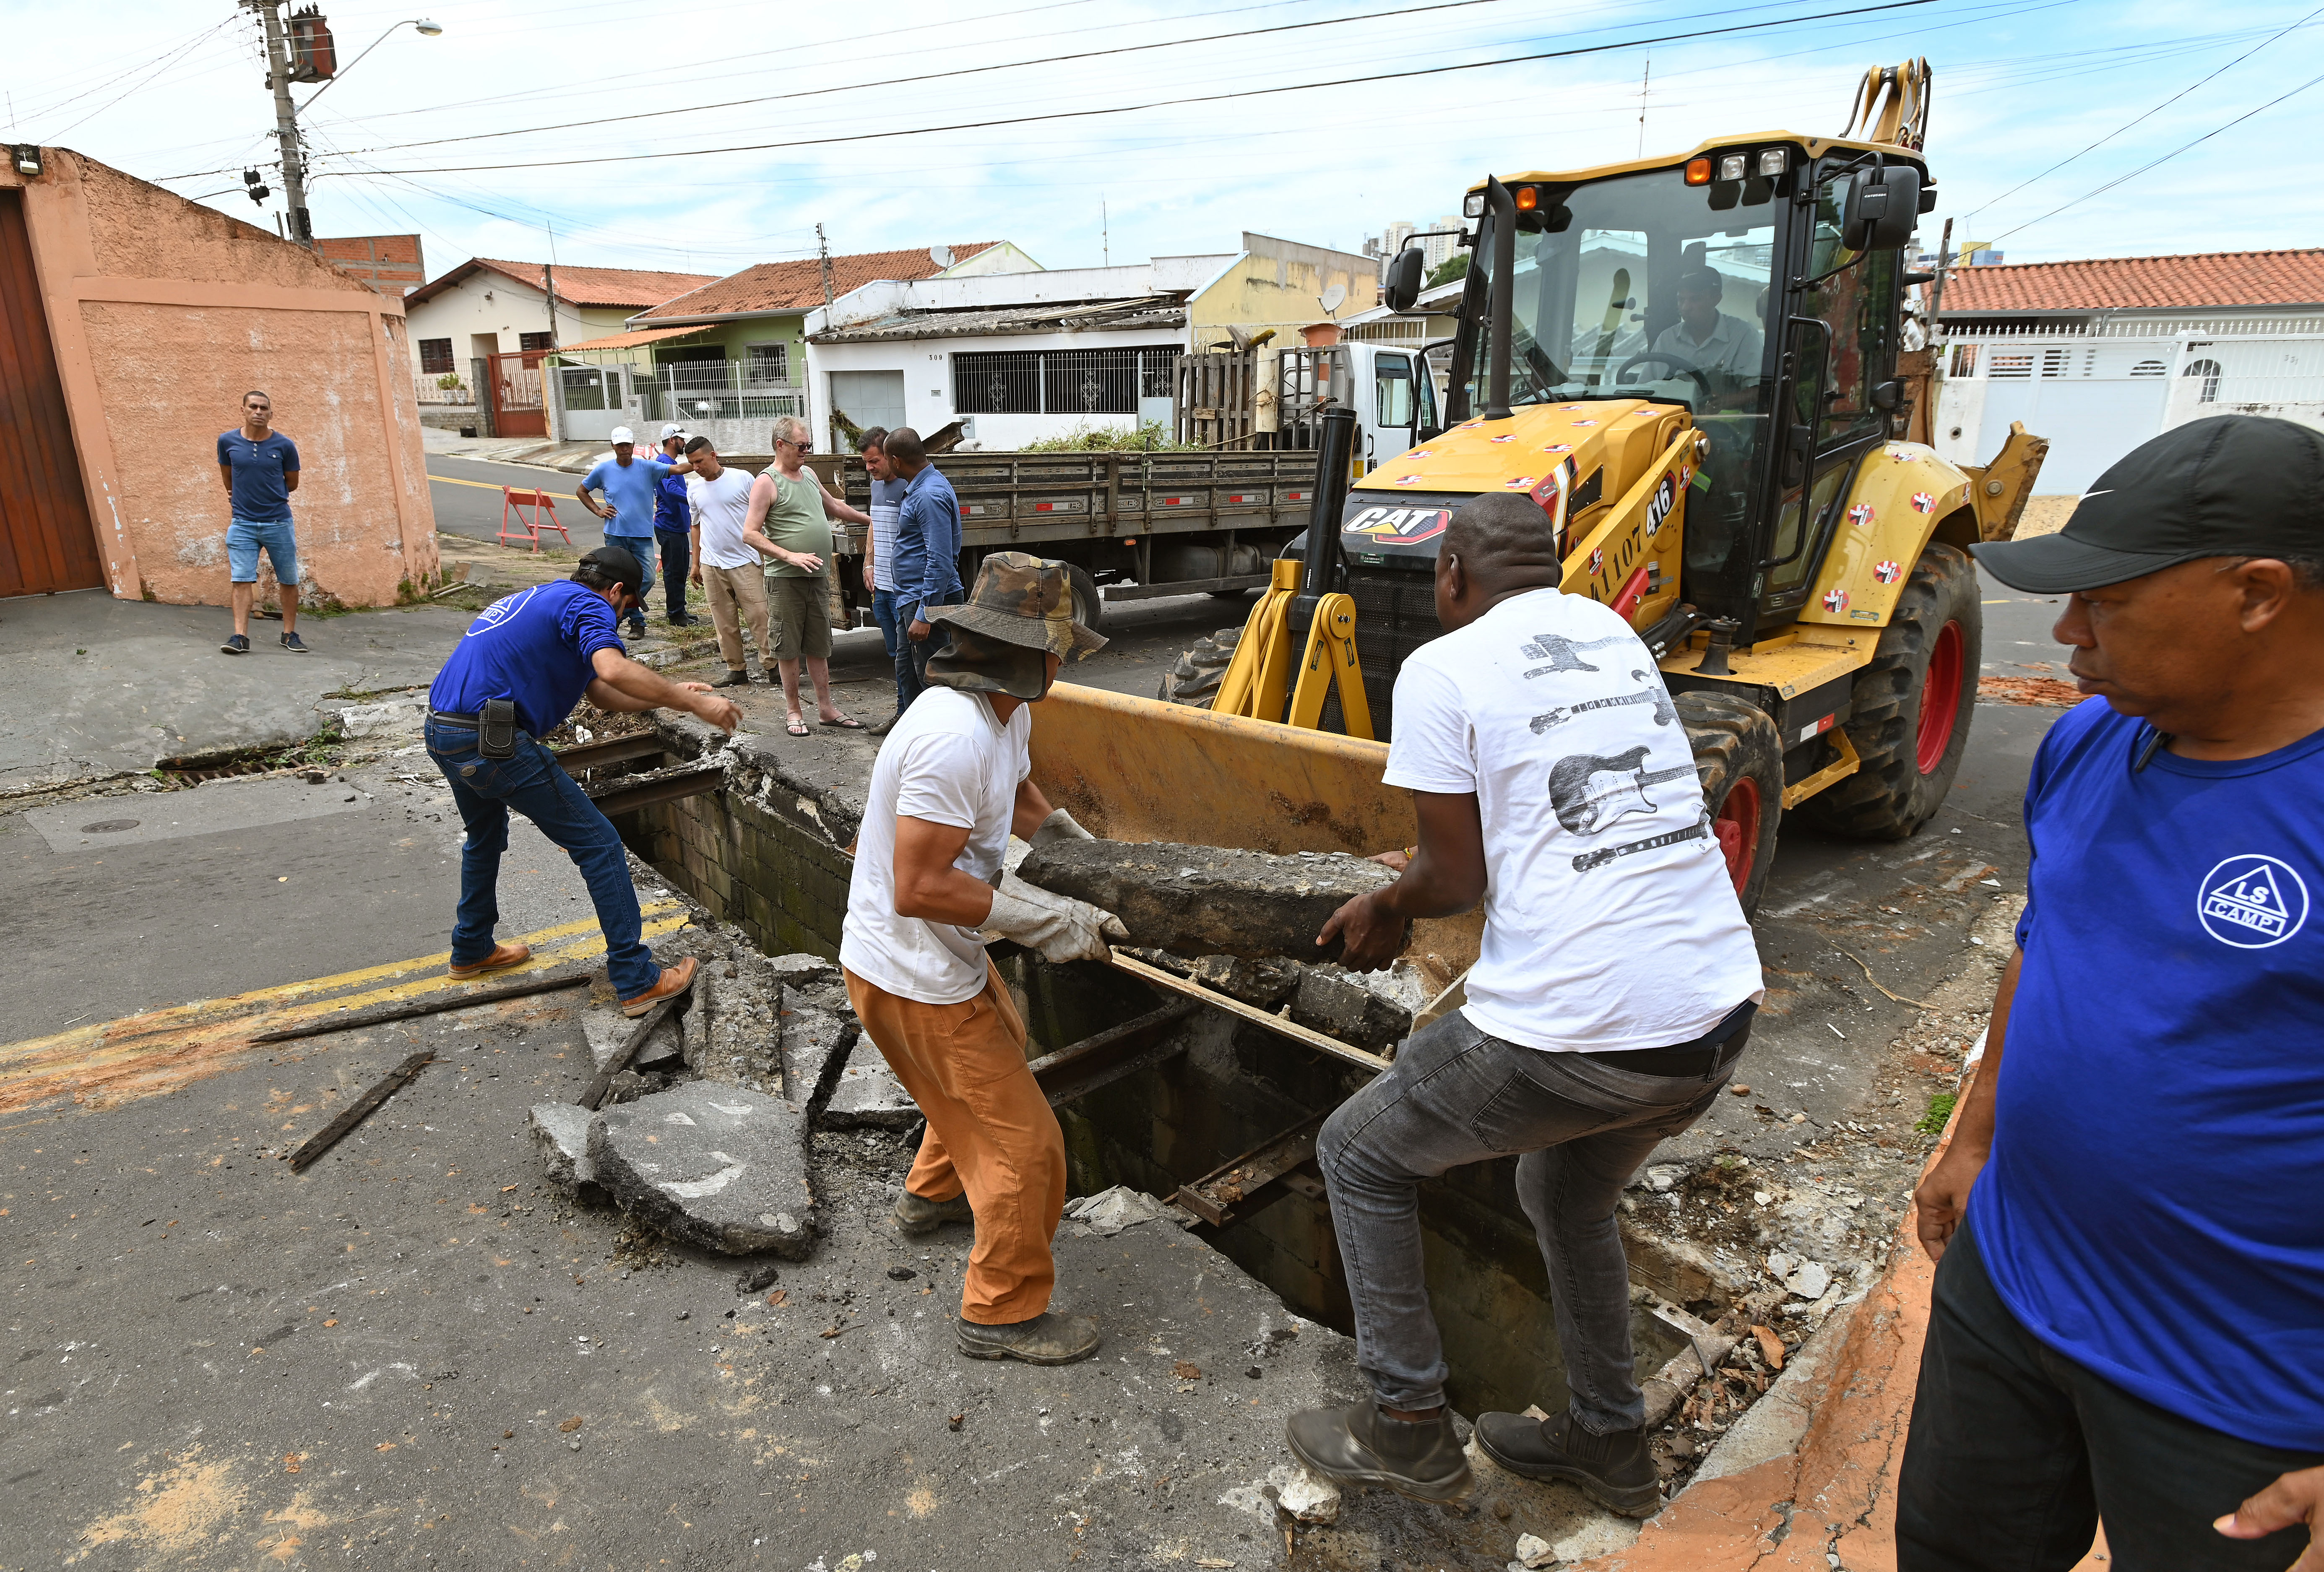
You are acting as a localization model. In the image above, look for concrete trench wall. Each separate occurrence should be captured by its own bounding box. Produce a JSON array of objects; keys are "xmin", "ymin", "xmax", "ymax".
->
[{"xmin": 615, "ymin": 716, "xmax": 1695, "ymax": 1421}]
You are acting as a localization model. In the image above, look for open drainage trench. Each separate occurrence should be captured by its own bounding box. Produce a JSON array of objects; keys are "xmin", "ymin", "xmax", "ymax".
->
[{"xmin": 600, "ymin": 730, "xmax": 1770, "ymax": 1431}]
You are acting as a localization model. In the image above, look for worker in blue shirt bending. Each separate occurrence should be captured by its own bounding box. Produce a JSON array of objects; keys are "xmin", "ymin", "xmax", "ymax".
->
[
  {"xmin": 577, "ymin": 425, "xmax": 697, "ymax": 638},
  {"xmin": 424, "ymin": 545, "xmax": 739, "ymax": 1017},
  {"xmin": 1900, "ymin": 417, "xmax": 2324, "ymax": 1572}
]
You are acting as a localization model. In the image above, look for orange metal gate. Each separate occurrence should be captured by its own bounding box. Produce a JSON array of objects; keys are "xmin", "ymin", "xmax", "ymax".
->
[
  {"xmin": 0, "ymin": 190, "xmax": 103, "ymax": 598},
  {"xmin": 486, "ymin": 349, "xmax": 547, "ymax": 440}
]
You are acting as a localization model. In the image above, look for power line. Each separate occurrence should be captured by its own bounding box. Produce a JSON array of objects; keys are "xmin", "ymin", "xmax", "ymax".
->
[
  {"xmin": 308, "ymin": 0, "xmax": 1941, "ymax": 179},
  {"xmin": 1987, "ymin": 64, "xmax": 2324, "ymax": 242},
  {"xmin": 313, "ymin": 0, "xmax": 1523, "ymax": 160},
  {"xmin": 1964, "ymin": 2, "xmax": 2324, "ymax": 221},
  {"xmin": 31, "ymin": 16, "xmax": 244, "ymax": 141}
]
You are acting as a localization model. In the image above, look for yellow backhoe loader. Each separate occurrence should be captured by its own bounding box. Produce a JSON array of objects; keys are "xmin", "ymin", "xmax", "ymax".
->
[{"xmin": 1030, "ymin": 62, "xmax": 2046, "ymax": 987}]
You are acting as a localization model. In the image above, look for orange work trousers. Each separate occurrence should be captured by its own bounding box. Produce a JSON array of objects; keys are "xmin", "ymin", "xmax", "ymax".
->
[{"xmin": 843, "ymin": 959, "xmax": 1066, "ymax": 1325}]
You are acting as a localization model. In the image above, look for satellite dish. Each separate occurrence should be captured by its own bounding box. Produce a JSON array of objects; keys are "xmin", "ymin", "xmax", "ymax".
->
[
  {"xmin": 1319, "ymin": 282, "xmax": 1348, "ymax": 315},
  {"xmin": 929, "ymin": 245, "xmax": 955, "ymax": 269}
]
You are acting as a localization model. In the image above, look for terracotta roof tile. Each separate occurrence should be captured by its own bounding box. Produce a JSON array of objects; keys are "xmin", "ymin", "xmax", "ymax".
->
[
  {"xmin": 638, "ymin": 243, "xmax": 1001, "ymax": 320},
  {"xmin": 409, "ymin": 258, "xmax": 719, "ymax": 310},
  {"xmin": 1939, "ymin": 249, "xmax": 2324, "ymax": 314}
]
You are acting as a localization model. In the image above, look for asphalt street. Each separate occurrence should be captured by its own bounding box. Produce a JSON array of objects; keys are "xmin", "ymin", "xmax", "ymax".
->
[
  {"xmin": 0, "ymin": 571, "xmax": 2077, "ymax": 1566},
  {"xmin": 426, "ymin": 455, "xmax": 613, "ymax": 553}
]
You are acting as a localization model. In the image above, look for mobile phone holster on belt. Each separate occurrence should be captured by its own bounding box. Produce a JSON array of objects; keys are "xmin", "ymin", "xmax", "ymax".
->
[{"xmin": 480, "ymin": 698, "xmax": 518, "ymax": 759}]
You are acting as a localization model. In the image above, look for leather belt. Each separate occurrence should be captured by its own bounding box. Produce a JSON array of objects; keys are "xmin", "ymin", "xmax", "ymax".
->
[
  {"xmin": 429, "ymin": 711, "xmax": 482, "ymax": 726},
  {"xmin": 1582, "ymin": 999, "xmax": 1758, "ymax": 1079}
]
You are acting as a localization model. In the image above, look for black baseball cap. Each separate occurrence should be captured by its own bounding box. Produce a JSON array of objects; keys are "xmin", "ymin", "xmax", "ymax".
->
[
  {"xmin": 1973, "ymin": 416, "xmax": 2324, "ymax": 593},
  {"xmin": 578, "ymin": 544, "xmax": 644, "ymax": 596}
]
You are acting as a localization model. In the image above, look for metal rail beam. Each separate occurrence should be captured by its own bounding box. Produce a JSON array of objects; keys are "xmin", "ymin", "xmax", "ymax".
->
[
  {"xmin": 584, "ymin": 760, "xmax": 727, "ymax": 816},
  {"xmin": 1027, "ymin": 1000, "xmax": 1199, "ymax": 1106}
]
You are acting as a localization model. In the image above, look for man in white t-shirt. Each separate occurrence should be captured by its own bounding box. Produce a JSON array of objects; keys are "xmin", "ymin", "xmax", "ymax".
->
[
  {"xmin": 840, "ymin": 552, "xmax": 1123, "ymax": 1366},
  {"xmin": 682, "ymin": 437, "xmax": 779, "ymax": 688},
  {"xmin": 1285, "ymin": 492, "xmax": 1764, "ymax": 1514}
]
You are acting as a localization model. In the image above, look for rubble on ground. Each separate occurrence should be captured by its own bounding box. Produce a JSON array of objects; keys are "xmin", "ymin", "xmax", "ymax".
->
[
  {"xmin": 1018, "ymin": 838, "xmax": 1397, "ymax": 960},
  {"xmin": 590, "ymin": 1080, "xmax": 816, "ymax": 1257}
]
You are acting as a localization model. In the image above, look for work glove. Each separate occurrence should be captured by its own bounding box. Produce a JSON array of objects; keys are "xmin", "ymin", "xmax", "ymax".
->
[
  {"xmin": 1029, "ymin": 807, "xmax": 1097, "ymax": 846},
  {"xmin": 979, "ymin": 872, "xmax": 1127, "ymax": 965}
]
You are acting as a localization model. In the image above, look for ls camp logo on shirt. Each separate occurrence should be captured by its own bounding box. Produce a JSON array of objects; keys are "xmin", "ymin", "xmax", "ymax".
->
[
  {"xmin": 2197, "ymin": 854, "xmax": 2310, "ymax": 949},
  {"xmin": 466, "ymin": 586, "xmax": 540, "ymax": 635}
]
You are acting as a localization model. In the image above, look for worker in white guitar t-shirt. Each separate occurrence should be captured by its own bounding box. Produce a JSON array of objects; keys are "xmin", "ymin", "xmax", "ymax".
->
[{"xmin": 1283, "ymin": 491, "xmax": 1764, "ymax": 1516}]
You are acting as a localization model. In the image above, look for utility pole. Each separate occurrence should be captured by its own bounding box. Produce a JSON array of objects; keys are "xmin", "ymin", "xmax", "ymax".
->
[
  {"xmin": 815, "ymin": 223, "xmax": 833, "ymax": 306},
  {"xmin": 1102, "ymin": 197, "xmax": 1109, "ymax": 268},
  {"xmin": 249, "ymin": 0, "xmax": 312, "ymax": 245},
  {"xmin": 1636, "ymin": 59, "xmax": 1651, "ymax": 158},
  {"xmin": 543, "ymin": 221, "xmax": 561, "ymax": 349}
]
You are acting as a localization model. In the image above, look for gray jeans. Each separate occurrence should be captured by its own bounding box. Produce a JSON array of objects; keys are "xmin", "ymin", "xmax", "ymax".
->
[{"xmin": 1317, "ymin": 1005, "xmax": 1748, "ymax": 1429}]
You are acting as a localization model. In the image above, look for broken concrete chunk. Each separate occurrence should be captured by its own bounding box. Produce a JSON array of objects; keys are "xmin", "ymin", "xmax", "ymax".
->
[
  {"xmin": 1064, "ymin": 1186, "xmax": 1193, "ymax": 1237},
  {"xmin": 528, "ymin": 1103, "xmax": 604, "ymax": 1204},
  {"xmin": 1515, "ymin": 1533, "xmax": 1555, "ymax": 1569},
  {"xmin": 817, "ymin": 1036, "xmax": 916, "ymax": 1130},
  {"xmin": 1017, "ymin": 839, "xmax": 1398, "ymax": 962},
  {"xmin": 695, "ymin": 950, "xmax": 783, "ymax": 1096},
  {"xmin": 589, "ymin": 1081, "xmax": 815, "ymax": 1258},
  {"xmin": 780, "ymin": 998, "xmax": 859, "ymax": 1114},
  {"xmin": 1783, "ymin": 1260, "xmax": 1832, "ymax": 1300},
  {"xmin": 765, "ymin": 952, "xmax": 840, "ymax": 987},
  {"xmin": 1190, "ymin": 953, "xmax": 1302, "ymax": 1007},
  {"xmin": 1275, "ymin": 1465, "xmax": 1342, "ymax": 1525},
  {"xmin": 1290, "ymin": 966, "xmax": 1412, "ymax": 1052}
]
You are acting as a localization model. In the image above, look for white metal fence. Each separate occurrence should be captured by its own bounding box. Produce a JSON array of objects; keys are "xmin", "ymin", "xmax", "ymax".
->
[
  {"xmin": 414, "ymin": 374, "xmax": 476, "ymax": 407},
  {"xmin": 640, "ymin": 360, "xmax": 806, "ymax": 424},
  {"xmin": 1934, "ymin": 318, "xmax": 2324, "ymax": 491}
]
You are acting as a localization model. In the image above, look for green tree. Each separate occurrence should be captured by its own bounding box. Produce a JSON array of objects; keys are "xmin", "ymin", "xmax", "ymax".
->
[{"xmin": 1425, "ymin": 253, "xmax": 1468, "ymax": 289}]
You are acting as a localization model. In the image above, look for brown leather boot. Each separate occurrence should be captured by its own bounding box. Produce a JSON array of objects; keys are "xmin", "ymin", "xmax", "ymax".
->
[
  {"xmin": 448, "ymin": 941, "xmax": 531, "ymax": 979},
  {"xmin": 619, "ymin": 955, "xmax": 697, "ymax": 1018},
  {"xmin": 893, "ymin": 1189, "xmax": 973, "ymax": 1236},
  {"xmin": 956, "ymin": 1312, "xmax": 1101, "ymax": 1365}
]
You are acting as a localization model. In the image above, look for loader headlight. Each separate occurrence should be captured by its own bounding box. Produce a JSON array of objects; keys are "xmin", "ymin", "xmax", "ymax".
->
[
  {"xmin": 1757, "ymin": 148, "xmax": 1788, "ymax": 177},
  {"xmin": 1464, "ymin": 192, "xmax": 1485, "ymax": 218},
  {"xmin": 1718, "ymin": 154, "xmax": 1748, "ymax": 182}
]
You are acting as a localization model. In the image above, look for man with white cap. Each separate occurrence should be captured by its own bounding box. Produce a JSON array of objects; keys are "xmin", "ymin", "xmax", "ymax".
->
[
  {"xmin": 840, "ymin": 551, "xmax": 1120, "ymax": 1366},
  {"xmin": 577, "ymin": 426, "xmax": 694, "ymax": 638}
]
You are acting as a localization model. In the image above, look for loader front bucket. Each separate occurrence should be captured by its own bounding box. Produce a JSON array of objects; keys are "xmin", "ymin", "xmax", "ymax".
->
[
  {"xmin": 1027, "ymin": 682, "xmax": 1482, "ymax": 984},
  {"xmin": 1961, "ymin": 420, "xmax": 2051, "ymax": 542}
]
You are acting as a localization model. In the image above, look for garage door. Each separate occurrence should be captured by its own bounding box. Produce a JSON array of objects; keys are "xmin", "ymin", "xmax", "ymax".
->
[
  {"xmin": 0, "ymin": 189, "xmax": 103, "ymax": 599},
  {"xmin": 827, "ymin": 370, "xmax": 905, "ymax": 440}
]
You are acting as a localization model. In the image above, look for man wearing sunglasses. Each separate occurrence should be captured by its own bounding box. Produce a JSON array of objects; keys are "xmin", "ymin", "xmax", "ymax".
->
[{"xmin": 753, "ymin": 415, "xmax": 872, "ymax": 736}]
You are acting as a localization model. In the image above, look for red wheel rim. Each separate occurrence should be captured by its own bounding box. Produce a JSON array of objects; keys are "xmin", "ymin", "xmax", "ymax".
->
[
  {"xmin": 1713, "ymin": 776, "xmax": 1762, "ymax": 895},
  {"xmin": 1916, "ymin": 620, "xmax": 1965, "ymax": 775}
]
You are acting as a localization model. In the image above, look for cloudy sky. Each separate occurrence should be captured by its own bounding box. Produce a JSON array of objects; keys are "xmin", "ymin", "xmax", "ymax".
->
[{"xmin": 12, "ymin": 0, "xmax": 2321, "ymax": 282}]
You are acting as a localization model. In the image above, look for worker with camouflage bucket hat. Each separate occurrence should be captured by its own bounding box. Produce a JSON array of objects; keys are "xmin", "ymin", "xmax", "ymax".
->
[{"xmin": 839, "ymin": 552, "xmax": 1123, "ymax": 1365}]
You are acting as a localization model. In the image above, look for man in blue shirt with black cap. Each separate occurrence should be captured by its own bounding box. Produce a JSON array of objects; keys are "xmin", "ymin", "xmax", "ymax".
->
[
  {"xmin": 1900, "ymin": 416, "xmax": 2324, "ymax": 1571},
  {"xmin": 425, "ymin": 544, "xmax": 740, "ymax": 1017}
]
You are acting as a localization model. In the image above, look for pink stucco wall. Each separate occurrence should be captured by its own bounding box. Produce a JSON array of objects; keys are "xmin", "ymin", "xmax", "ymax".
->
[{"xmin": 4, "ymin": 151, "xmax": 437, "ymax": 607}]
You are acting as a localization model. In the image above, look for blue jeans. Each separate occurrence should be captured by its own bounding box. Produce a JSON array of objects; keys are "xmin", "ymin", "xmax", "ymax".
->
[
  {"xmin": 871, "ymin": 588, "xmax": 925, "ymax": 713},
  {"xmin": 605, "ymin": 534, "xmax": 656, "ymax": 626},
  {"xmin": 1318, "ymin": 1005, "xmax": 1746, "ymax": 1424},
  {"xmin": 226, "ymin": 516, "xmax": 299, "ymax": 585},
  {"xmin": 656, "ymin": 530, "xmax": 690, "ymax": 622},
  {"xmin": 424, "ymin": 718, "xmax": 657, "ymax": 999}
]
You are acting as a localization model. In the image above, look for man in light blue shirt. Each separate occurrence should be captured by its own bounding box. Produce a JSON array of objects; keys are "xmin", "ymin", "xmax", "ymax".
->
[
  {"xmin": 577, "ymin": 425, "xmax": 695, "ymax": 637},
  {"xmin": 887, "ymin": 426, "xmax": 964, "ymax": 709}
]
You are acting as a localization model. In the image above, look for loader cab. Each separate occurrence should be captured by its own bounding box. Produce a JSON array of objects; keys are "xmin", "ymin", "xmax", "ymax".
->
[{"xmin": 1448, "ymin": 143, "xmax": 1921, "ymax": 642}]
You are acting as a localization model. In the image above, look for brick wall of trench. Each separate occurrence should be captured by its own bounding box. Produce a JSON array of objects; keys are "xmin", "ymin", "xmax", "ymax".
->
[{"xmin": 615, "ymin": 739, "xmax": 1714, "ymax": 1421}]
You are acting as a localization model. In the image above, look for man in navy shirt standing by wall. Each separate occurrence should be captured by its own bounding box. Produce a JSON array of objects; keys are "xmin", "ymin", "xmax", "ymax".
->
[
  {"xmin": 425, "ymin": 545, "xmax": 739, "ymax": 1016},
  {"xmin": 216, "ymin": 389, "xmax": 306, "ymax": 656},
  {"xmin": 1900, "ymin": 417, "xmax": 2324, "ymax": 1571}
]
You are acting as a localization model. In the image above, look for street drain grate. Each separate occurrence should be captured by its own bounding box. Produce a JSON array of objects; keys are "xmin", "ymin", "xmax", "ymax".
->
[{"xmin": 80, "ymin": 819, "xmax": 141, "ymax": 833}]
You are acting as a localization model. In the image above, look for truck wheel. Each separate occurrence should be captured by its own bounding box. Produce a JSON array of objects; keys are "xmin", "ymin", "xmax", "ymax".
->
[
  {"xmin": 1156, "ymin": 626, "xmax": 1242, "ymax": 708},
  {"xmin": 1064, "ymin": 563, "xmax": 1105, "ymax": 636},
  {"xmin": 1796, "ymin": 542, "xmax": 1981, "ymax": 841},
  {"xmin": 1678, "ymin": 691, "xmax": 1784, "ymax": 917}
]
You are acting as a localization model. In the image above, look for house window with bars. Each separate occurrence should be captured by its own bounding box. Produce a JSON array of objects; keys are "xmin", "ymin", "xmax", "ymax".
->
[
  {"xmin": 1948, "ymin": 342, "xmax": 1978, "ymax": 378},
  {"xmin": 419, "ymin": 338, "xmax": 454, "ymax": 374},
  {"xmin": 519, "ymin": 331, "xmax": 554, "ymax": 353},
  {"xmin": 2185, "ymin": 357, "xmax": 2223, "ymax": 403},
  {"xmin": 953, "ymin": 344, "xmax": 1183, "ymax": 415},
  {"xmin": 745, "ymin": 343, "xmax": 790, "ymax": 385}
]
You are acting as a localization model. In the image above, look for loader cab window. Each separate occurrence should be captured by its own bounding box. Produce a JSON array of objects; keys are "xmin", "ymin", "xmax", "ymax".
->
[{"xmin": 1375, "ymin": 354, "xmax": 1415, "ymax": 429}]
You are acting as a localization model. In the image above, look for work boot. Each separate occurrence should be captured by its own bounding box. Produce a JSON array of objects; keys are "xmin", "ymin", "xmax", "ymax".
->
[
  {"xmin": 1474, "ymin": 1410, "xmax": 1660, "ymax": 1518},
  {"xmin": 711, "ymin": 668, "xmax": 750, "ymax": 688},
  {"xmin": 448, "ymin": 941, "xmax": 531, "ymax": 980},
  {"xmin": 864, "ymin": 710, "xmax": 902, "ymax": 738},
  {"xmin": 619, "ymin": 955, "xmax": 698, "ymax": 1018},
  {"xmin": 892, "ymin": 1189, "xmax": 972, "ymax": 1236},
  {"xmin": 957, "ymin": 1312, "xmax": 1101, "ymax": 1366},
  {"xmin": 1286, "ymin": 1400, "xmax": 1474, "ymax": 1503}
]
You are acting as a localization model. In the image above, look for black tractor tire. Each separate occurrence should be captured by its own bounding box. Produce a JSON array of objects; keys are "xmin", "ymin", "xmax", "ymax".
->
[
  {"xmin": 1156, "ymin": 625, "xmax": 1243, "ymax": 708},
  {"xmin": 1064, "ymin": 562, "xmax": 1106, "ymax": 636},
  {"xmin": 1678, "ymin": 690, "xmax": 1785, "ymax": 918},
  {"xmin": 1796, "ymin": 542, "xmax": 1982, "ymax": 841}
]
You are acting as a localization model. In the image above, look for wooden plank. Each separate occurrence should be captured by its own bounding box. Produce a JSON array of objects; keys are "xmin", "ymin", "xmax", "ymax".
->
[
  {"xmin": 252, "ymin": 968, "xmax": 593, "ymax": 1043},
  {"xmin": 1100, "ymin": 950, "xmax": 1392, "ymax": 1074},
  {"xmin": 577, "ymin": 984, "xmax": 693, "ymax": 1110},
  {"xmin": 284, "ymin": 1051, "xmax": 434, "ymax": 1171}
]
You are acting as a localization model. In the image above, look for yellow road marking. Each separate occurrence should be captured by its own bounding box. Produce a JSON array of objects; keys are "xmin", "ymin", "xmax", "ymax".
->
[
  {"xmin": 0, "ymin": 903, "xmax": 686, "ymax": 1114},
  {"xmin": 428, "ymin": 471, "xmax": 533, "ymax": 492}
]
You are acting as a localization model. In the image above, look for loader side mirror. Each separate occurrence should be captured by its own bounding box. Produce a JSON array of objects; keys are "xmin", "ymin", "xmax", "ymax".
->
[
  {"xmin": 1842, "ymin": 166, "xmax": 1921, "ymax": 252},
  {"xmin": 1384, "ymin": 246, "xmax": 1425, "ymax": 312}
]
